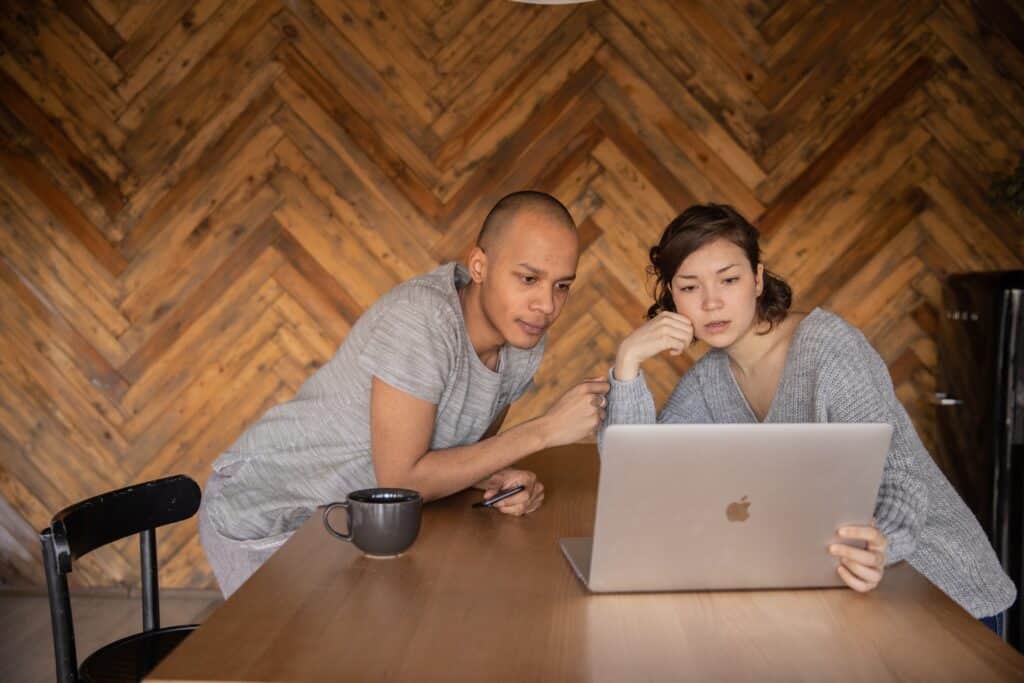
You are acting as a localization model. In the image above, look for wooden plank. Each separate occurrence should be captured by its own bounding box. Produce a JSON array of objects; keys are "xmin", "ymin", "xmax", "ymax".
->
[
  {"xmin": 430, "ymin": 4, "xmax": 579, "ymax": 148},
  {"xmin": 272, "ymin": 46, "xmax": 442, "ymax": 219},
  {"xmin": 0, "ymin": 42, "xmax": 126, "ymax": 180},
  {"xmin": 0, "ymin": 254, "xmax": 128, "ymax": 401},
  {"xmin": 112, "ymin": 0, "xmax": 195, "ymax": 71},
  {"xmin": 121, "ymin": 304, "xmax": 282, "ymax": 449},
  {"xmin": 119, "ymin": 180, "xmax": 281, "ymax": 338},
  {"xmin": 273, "ymin": 137, "xmax": 433, "ymax": 279},
  {"xmin": 0, "ymin": 197, "xmax": 129, "ymax": 366},
  {"xmin": 613, "ymin": 0, "xmax": 769, "ymax": 159},
  {"xmin": 432, "ymin": 69, "xmax": 606, "ymax": 260},
  {"xmin": 119, "ymin": 216, "xmax": 282, "ymax": 385},
  {"xmin": 270, "ymin": 83, "xmax": 440, "ymax": 263},
  {"xmin": 43, "ymin": 0, "xmax": 123, "ymax": 87},
  {"xmin": 119, "ymin": 249, "xmax": 285, "ymax": 422},
  {"xmin": 593, "ymin": 51, "xmax": 764, "ymax": 219},
  {"xmin": 118, "ymin": 89, "xmax": 282, "ymax": 264},
  {"xmin": 761, "ymin": 8, "xmax": 936, "ymax": 172},
  {"xmin": 756, "ymin": 57, "xmax": 935, "ymax": 236},
  {"xmin": 431, "ymin": 0, "xmax": 538, "ymax": 105},
  {"xmin": 131, "ymin": 338, "xmax": 285, "ymax": 482},
  {"xmin": 114, "ymin": 59, "xmax": 283, "ymax": 238},
  {"xmin": 592, "ymin": 13, "xmax": 766, "ymax": 191},
  {"xmin": 922, "ymin": 49, "xmax": 1024, "ymax": 179},
  {"xmin": 117, "ymin": 0, "xmax": 253, "ymax": 125},
  {"xmin": 120, "ymin": 5, "xmax": 281, "ymax": 179},
  {"xmin": 337, "ymin": 0, "xmax": 441, "ymax": 91},
  {"xmin": 0, "ymin": 5, "xmax": 126, "ymax": 153},
  {"xmin": 757, "ymin": 0, "xmax": 816, "ymax": 44},
  {"xmin": 55, "ymin": 0, "xmax": 125, "ymax": 54},
  {"xmin": 433, "ymin": 19, "xmax": 603, "ymax": 202},
  {"xmin": 271, "ymin": 169, "xmax": 401, "ymax": 309},
  {"xmin": 377, "ymin": 0, "xmax": 442, "ymax": 59},
  {"xmin": 0, "ymin": 69, "xmax": 124, "ymax": 218},
  {"xmin": 927, "ymin": 1, "xmax": 1024, "ymax": 129},
  {"xmin": 916, "ymin": 138, "xmax": 1024, "ymax": 258},
  {"xmin": 279, "ymin": 0, "xmax": 438, "ymax": 146}
]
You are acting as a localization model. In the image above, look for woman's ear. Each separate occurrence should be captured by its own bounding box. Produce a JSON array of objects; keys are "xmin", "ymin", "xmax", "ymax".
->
[{"xmin": 755, "ymin": 263, "xmax": 764, "ymax": 297}]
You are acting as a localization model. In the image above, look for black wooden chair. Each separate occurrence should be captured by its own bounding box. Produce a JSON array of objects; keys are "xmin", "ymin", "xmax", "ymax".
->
[{"xmin": 39, "ymin": 475, "xmax": 203, "ymax": 682}]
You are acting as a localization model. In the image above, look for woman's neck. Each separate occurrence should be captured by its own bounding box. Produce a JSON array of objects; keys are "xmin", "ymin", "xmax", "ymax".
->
[{"xmin": 725, "ymin": 315, "xmax": 789, "ymax": 378}]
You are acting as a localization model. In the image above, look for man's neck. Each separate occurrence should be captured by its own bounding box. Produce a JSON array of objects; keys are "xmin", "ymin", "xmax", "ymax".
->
[{"xmin": 459, "ymin": 283, "xmax": 505, "ymax": 370}]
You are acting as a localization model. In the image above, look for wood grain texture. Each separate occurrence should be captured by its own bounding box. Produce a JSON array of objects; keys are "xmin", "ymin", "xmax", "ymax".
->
[
  {"xmin": 0, "ymin": 0, "xmax": 1021, "ymax": 588},
  {"xmin": 146, "ymin": 445, "xmax": 1024, "ymax": 682}
]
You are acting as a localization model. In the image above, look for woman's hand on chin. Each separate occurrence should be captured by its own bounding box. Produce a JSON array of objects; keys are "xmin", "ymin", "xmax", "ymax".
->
[
  {"xmin": 613, "ymin": 312, "xmax": 695, "ymax": 381},
  {"xmin": 831, "ymin": 523, "xmax": 888, "ymax": 593}
]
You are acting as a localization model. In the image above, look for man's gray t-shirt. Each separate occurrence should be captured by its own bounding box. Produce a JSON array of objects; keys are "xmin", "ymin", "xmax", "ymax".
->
[{"xmin": 205, "ymin": 263, "xmax": 544, "ymax": 541}]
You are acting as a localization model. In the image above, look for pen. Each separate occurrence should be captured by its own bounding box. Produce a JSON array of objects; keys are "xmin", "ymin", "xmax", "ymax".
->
[{"xmin": 472, "ymin": 485, "xmax": 526, "ymax": 508}]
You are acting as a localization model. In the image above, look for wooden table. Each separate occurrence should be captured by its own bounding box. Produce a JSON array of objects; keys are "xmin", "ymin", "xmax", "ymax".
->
[{"xmin": 148, "ymin": 445, "xmax": 1024, "ymax": 682}]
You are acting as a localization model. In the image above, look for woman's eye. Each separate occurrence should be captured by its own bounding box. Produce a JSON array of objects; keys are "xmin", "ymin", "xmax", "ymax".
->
[
  {"xmin": 556, "ymin": 282, "xmax": 572, "ymax": 291},
  {"xmin": 678, "ymin": 285, "xmax": 696, "ymax": 293},
  {"xmin": 724, "ymin": 277, "xmax": 739, "ymax": 284},
  {"xmin": 521, "ymin": 275, "xmax": 536, "ymax": 284}
]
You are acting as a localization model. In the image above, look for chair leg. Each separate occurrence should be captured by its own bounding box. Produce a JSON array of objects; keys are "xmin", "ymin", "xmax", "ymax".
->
[
  {"xmin": 140, "ymin": 528, "xmax": 160, "ymax": 631},
  {"xmin": 41, "ymin": 529, "xmax": 79, "ymax": 683}
]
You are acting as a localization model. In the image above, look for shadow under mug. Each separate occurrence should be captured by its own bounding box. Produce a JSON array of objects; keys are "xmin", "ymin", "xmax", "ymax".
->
[{"xmin": 322, "ymin": 488, "xmax": 422, "ymax": 557}]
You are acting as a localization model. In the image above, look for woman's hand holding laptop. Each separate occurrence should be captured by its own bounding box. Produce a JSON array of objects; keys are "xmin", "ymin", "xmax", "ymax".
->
[{"xmin": 830, "ymin": 523, "xmax": 889, "ymax": 592}]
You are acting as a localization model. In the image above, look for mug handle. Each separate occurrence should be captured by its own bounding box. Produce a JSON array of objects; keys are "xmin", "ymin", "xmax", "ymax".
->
[{"xmin": 322, "ymin": 501, "xmax": 352, "ymax": 542}]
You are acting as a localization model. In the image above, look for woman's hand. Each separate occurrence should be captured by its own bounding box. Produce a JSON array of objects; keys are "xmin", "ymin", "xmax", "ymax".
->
[
  {"xmin": 830, "ymin": 524, "xmax": 888, "ymax": 592},
  {"xmin": 479, "ymin": 468, "xmax": 544, "ymax": 516},
  {"xmin": 614, "ymin": 312, "xmax": 695, "ymax": 381}
]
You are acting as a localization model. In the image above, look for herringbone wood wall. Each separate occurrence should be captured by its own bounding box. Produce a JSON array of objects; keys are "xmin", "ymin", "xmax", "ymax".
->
[{"xmin": 1, "ymin": 0, "xmax": 1022, "ymax": 589}]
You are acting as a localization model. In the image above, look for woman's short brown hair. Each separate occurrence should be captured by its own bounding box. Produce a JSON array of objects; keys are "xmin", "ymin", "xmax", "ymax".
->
[{"xmin": 646, "ymin": 204, "xmax": 792, "ymax": 332}]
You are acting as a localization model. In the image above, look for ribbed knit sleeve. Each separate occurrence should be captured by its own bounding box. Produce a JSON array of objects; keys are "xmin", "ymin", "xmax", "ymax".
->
[
  {"xmin": 821, "ymin": 330, "xmax": 929, "ymax": 565},
  {"xmin": 599, "ymin": 364, "xmax": 713, "ymax": 454}
]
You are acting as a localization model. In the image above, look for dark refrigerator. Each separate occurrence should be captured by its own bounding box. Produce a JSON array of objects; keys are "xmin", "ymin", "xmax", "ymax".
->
[{"xmin": 934, "ymin": 270, "xmax": 1023, "ymax": 650}]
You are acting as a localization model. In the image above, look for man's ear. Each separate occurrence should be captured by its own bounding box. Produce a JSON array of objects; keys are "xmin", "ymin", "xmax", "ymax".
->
[{"xmin": 467, "ymin": 246, "xmax": 488, "ymax": 284}]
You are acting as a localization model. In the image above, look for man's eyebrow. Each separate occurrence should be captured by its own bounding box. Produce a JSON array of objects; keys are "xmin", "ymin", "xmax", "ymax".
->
[
  {"xmin": 674, "ymin": 264, "xmax": 740, "ymax": 279},
  {"xmin": 516, "ymin": 262, "xmax": 576, "ymax": 281}
]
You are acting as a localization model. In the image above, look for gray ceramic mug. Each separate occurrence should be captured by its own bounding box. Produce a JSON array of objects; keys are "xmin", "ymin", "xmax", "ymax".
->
[{"xmin": 322, "ymin": 488, "xmax": 422, "ymax": 557}]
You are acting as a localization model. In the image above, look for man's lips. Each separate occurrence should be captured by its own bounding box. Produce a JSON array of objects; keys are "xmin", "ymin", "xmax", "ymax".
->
[{"xmin": 517, "ymin": 320, "xmax": 547, "ymax": 336}]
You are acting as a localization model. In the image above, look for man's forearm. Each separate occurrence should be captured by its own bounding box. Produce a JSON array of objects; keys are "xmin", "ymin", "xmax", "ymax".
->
[{"xmin": 397, "ymin": 417, "xmax": 551, "ymax": 501}]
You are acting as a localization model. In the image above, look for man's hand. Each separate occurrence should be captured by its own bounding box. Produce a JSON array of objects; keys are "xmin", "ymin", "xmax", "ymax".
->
[
  {"xmin": 830, "ymin": 524, "xmax": 888, "ymax": 593},
  {"xmin": 537, "ymin": 378, "xmax": 610, "ymax": 447},
  {"xmin": 479, "ymin": 468, "xmax": 544, "ymax": 516}
]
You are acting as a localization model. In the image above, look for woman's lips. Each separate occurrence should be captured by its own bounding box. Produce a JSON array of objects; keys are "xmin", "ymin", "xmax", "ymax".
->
[
  {"xmin": 705, "ymin": 320, "xmax": 731, "ymax": 334},
  {"xmin": 517, "ymin": 320, "xmax": 546, "ymax": 336}
]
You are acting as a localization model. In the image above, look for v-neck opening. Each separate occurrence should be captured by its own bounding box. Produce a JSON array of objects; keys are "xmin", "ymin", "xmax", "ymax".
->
[{"xmin": 723, "ymin": 309, "xmax": 820, "ymax": 423}]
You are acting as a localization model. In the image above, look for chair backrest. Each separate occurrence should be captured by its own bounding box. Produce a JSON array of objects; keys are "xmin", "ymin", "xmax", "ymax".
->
[{"xmin": 39, "ymin": 475, "xmax": 202, "ymax": 683}]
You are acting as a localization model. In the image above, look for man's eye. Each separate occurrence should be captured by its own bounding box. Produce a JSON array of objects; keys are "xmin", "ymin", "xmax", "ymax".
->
[
  {"xmin": 521, "ymin": 275, "xmax": 536, "ymax": 284},
  {"xmin": 556, "ymin": 282, "xmax": 572, "ymax": 291}
]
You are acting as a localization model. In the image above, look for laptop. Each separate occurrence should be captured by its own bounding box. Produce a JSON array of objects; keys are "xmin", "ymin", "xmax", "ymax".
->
[{"xmin": 561, "ymin": 423, "xmax": 893, "ymax": 592}]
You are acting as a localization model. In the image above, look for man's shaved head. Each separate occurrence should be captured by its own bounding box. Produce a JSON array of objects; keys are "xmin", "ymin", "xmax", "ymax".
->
[{"xmin": 477, "ymin": 191, "xmax": 576, "ymax": 252}]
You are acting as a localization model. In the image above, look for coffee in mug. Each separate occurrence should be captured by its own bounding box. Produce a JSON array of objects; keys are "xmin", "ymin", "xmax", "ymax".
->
[{"xmin": 322, "ymin": 488, "xmax": 422, "ymax": 557}]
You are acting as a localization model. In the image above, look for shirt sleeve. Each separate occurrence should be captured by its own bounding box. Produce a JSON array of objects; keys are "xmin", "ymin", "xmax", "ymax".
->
[
  {"xmin": 358, "ymin": 297, "xmax": 456, "ymax": 405},
  {"xmin": 822, "ymin": 334, "xmax": 930, "ymax": 565},
  {"xmin": 598, "ymin": 366, "xmax": 712, "ymax": 454}
]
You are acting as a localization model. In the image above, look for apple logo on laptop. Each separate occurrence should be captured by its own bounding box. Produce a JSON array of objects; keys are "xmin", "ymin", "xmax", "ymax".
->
[{"xmin": 726, "ymin": 495, "xmax": 751, "ymax": 522}]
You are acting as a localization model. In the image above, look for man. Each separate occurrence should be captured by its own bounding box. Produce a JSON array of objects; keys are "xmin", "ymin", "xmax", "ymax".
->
[{"xmin": 199, "ymin": 191, "xmax": 610, "ymax": 596}]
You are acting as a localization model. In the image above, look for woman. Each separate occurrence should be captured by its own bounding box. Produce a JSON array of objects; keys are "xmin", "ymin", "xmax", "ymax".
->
[{"xmin": 601, "ymin": 203, "xmax": 1015, "ymax": 631}]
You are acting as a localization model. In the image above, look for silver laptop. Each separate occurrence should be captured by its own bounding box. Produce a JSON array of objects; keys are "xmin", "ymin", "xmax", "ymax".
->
[{"xmin": 561, "ymin": 423, "xmax": 892, "ymax": 592}]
